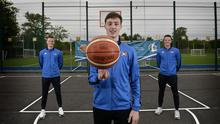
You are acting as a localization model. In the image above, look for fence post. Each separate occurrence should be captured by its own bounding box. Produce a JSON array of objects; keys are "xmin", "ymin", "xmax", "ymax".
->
[
  {"xmin": 41, "ymin": 2, "xmax": 45, "ymax": 51},
  {"xmin": 214, "ymin": 2, "xmax": 218, "ymax": 71},
  {"xmin": 130, "ymin": 1, "xmax": 133, "ymax": 42},
  {"xmin": 173, "ymin": 1, "xmax": 176, "ymax": 47},
  {"xmin": 86, "ymin": 1, "xmax": 90, "ymax": 73},
  {"xmin": 0, "ymin": 19, "xmax": 2, "ymax": 72},
  {"xmin": 86, "ymin": 1, "xmax": 89, "ymax": 41}
]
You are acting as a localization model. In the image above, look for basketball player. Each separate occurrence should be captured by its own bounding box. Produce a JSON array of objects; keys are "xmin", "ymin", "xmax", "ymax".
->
[
  {"xmin": 89, "ymin": 12, "xmax": 141, "ymax": 124},
  {"xmin": 155, "ymin": 34, "xmax": 181, "ymax": 120},
  {"xmin": 38, "ymin": 35, "xmax": 64, "ymax": 119}
]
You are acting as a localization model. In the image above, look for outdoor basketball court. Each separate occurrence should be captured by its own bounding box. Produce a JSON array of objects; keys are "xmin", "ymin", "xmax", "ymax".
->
[
  {"xmin": 1, "ymin": 0, "xmax": 220, "ymax": 124},
  {"xmin": 0, "ymin": 71, "xmax": 219, "ymax": 124}
]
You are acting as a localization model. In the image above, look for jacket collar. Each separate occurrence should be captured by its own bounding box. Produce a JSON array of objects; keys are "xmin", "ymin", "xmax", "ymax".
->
[
  {"xmin": 164, "ymin": 46, "xmax": 172, "ymax": 51},
  {"xmin": 46, "ymin": 47, "xmax": 54, "ymax": 51}
]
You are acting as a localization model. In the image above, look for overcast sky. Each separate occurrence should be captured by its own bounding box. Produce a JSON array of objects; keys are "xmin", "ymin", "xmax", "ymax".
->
[{"xmin": 10, "ymin": 0, "xmax": 220, "ymax": 40}]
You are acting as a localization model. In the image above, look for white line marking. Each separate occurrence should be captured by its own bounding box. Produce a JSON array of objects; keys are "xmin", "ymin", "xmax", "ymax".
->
[
  {"xmin": 23, "ymin": 110, "xmax": 93, "ymax": 113},
  {"xmin": 71, "ymin": 65, "xmax": 81, "ymax": 72},
  {"xmin": 212, "ymin": 73, "xmax": 220, "ymax": 76},
  {"xmin": 19, "ymin": 76, "xmax": 72, "ymax": 112},
  {"xmin": 2, "ymin": 75, "xmax": 55, "ymax": 78},
  {"xmin": 72, "ymin": 62, "xmax": 82, "ymax": 72},
  {"xmin": 178, "ymin": 90, "xmax": 210, "ymax": 109},
  {"xmin": 177, "ymin": 73, "xmax": 216, "ymax": 76},
  {"xmin": 0, "ymin": 76, "xmax": 6, "ymax": 79},
  {"xmin": 145, "ymin": 64, "xmax": 160, "ymax": 70},
  {"xmin": 20, "ymin": 107, "xmax": 210, "ymax": 113},
  {"xmin": 141, "ymin": 107, "xmax": 209, "ymax": 112},
  {"xmin": 148, "ymin": 75, "xmax": 210, "ymax": 109},
  {"xmin": 33, "ymin": 114, "xmax": 40, "ymax": 124},
  {"xmin": 185, "ymin": 109, "xmax": 200, "ymax": 124},
  {"xmin": 0, "ymin": 75, "xmax": 81, "ymax": 78}
]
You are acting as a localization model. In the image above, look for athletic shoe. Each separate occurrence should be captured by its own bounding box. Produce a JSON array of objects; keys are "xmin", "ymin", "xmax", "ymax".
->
[
  {"xmin": 174, "ymin": 110, "xmax": 180, "ymax": 120},
  {"xmin": 155, "ymin": 107, "xmax": 163, "ymax": 115},
  {"xmin": 39, "ymin": 109, "xmax": 46, "ymax": 119},
  {"xmin": 58, "ymin": 107, "xmax": 64, "ymax": 117}
]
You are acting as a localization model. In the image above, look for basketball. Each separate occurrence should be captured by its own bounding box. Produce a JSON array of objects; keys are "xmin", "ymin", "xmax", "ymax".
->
[{"xmin": 86, "ymin": 35, "xmax": 120, "ymax": 69}]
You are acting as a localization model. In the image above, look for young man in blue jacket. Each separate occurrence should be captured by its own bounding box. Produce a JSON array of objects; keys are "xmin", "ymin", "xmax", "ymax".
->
[
  {"xmin": 89, "ymin": 12, "xmax": 141, "ymax": 124},
  {"xmin": 155, "ymin": 34, "xmax": 181, "ymax": 119},
  {"xmin": 38, "ymin": 35, "xmax": 64, "ymax": 119}
]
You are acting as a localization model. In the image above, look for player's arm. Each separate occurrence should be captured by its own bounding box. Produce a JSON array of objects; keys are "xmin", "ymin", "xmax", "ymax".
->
[
  {"xmin": 156, "ymin": 50, "xmax": 161, "ymax": 68},
  {"xmin": 58, "ymin": 51, "xmax": 63, "ymax": 69},
  {"xmin": 176, "ymin": 49, "xmax": 181, "ymax": 72},
  {"xmin": 88, "ymin": 65, "xmax": 99, "ymax": 85},
  {"xmin": 130, "ymin": 48, "xmax": 141, "ymax": 112},
  {"xmin": 39, "ymin": 51, "xmax": 43, "ymax": 69}
]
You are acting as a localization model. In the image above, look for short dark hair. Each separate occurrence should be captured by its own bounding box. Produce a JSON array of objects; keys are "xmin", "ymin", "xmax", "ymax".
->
[
  {"xmin": 46, "ymin": 34, "xmax": 54, "ymax": 39},
  {"xmin": 105, "ymin": 12, "xmax": 122, "ymax": 24},
  {"xmin": 163, "ymin": 34, "xmax": 172, "ymax": 41}
]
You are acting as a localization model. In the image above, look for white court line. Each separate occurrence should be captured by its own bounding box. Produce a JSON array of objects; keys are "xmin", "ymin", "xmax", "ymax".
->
[
  {"xmin": 148, "ymin": 75, "xmax": 210, "ymax": 109},
  {"xmin": 33, "ymin": 114, "xmax": 40, "ymax": 124},
  {"xmin": 4, "ymin": 75, "xmax": 70, "ymax": 78},
  {"xmin": 185, "ymin": 109, "xmax": 200, "ymax": 124},
  {"xmin": 145, "ymin": 64, "xmax": 160, "ymax": 70},
  {"xmin": 72, "ymin": 62, "xmax": 82, "ymax": 72},
  {"xmin": 1, "ymin": 75, "xmax": 85, "ymax": 78},
  {"xmin": 177, "ymin": 73, "xmax": 217, "ymax": 76},
  {"xmin": 20, "ymin": 107, "xmax": 210, "ymax": 113},
  {"xmin": 2, "ymin": 76, "xmax": 44, "ymax": 78},
  {"xmin": 212, "ymin": 73, "xmax": 220, "ymax": 76},
  {"xmin": 19, "ymin": 76, "xmax": 72, "ymax": 112},
  {"xmin": 0, "ymin": 76, "xmax": 6, "ymax": 78}
]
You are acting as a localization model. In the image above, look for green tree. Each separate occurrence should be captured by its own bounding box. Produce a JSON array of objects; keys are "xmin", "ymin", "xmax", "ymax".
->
[
  {"xmin": 121, "ymin": 33, "xmax": 129, "ymax": 41},
  {"xmin": 174, "ymin": 27, "xmax": 188, "ymax": 49},
  {"xmin": 50, "ymin": 26, "xmax": 68, "ymax": 42},
  {"xmin": 133, "ymin": 33, "xmax": 143, "ymax": 41},
  {"xmin": 48, "ymin": 25, "xmax": 68, "ymax": 50},
  {"xmin": 22, "ymin": 12, "xmax": 68, "ymax": 54},
  {"xmin": 146, "ymin": 36, "xmax": 154, "ymax": 41},
  {"xmin": 21, "ymin": 12, "xmax": 51, "ymax": 53},
  {"xmin": 0, "ymin": 0, "xmax": 20, "ymax": 58}
]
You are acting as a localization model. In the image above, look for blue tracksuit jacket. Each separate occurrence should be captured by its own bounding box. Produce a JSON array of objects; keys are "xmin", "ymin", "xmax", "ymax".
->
[
  {"xmin": 39, "ymin": 48, "xmax": 63, "ymax": 78},
  {"xmin": 88, "ymin": 41, "xmax": 141, "ymax": 112},
  {"xmin": 156, "ymin": 47, "xmax": 181, "ymax": 76}
]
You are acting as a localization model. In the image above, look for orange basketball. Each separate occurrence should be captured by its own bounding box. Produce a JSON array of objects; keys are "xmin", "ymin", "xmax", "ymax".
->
[{"xmin": 86, "ymin": 35, "xmax": 120, "ymax": 69}]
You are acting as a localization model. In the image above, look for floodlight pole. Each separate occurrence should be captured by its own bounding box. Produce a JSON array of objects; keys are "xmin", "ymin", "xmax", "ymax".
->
[
  {"xmin": 214, "ymin": 2, "xmax": 218, "ymax": 71},
  {"xmin": 130, "ymin": 1, "xmax": 133, "ymax": 42},
  {"xmin": 42, "ymin": 2, "xmax": 45, "ymax": 51},
  {"xmin": 173, "ymin": 1, "xmax": 176, "ymax": 48},
  {"xmin": 0, "ymin": 21, "xmax": 2, "ymax": 72},
  {"xmin": 86, "ymin": 1, "xmax": 88, "ymax": 41},
  {"xmin": 86, "ymin": 1, "xmax": 89, "ymax": 73}
]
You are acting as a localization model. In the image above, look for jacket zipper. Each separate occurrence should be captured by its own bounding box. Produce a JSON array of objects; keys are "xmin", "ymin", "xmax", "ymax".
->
[{"xmin": 49, "ymin": 50, "xmax": 52, "ymax": 77}]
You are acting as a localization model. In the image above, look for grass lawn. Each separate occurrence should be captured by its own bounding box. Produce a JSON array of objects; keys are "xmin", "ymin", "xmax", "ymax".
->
[
  {"xmin": 3, "ymin": 55, "xmax": 78, "ymax": 67},
  {"xmin": 181, "ymin": 53, "xmax": 216, "ymax": 65},
  {"xmin": 143, "ymin": 53, "xmax": 218, "ymax": 66},
  {"xmin": 2, "ymin": 53, "xmax": 220, "ymax": 67}
]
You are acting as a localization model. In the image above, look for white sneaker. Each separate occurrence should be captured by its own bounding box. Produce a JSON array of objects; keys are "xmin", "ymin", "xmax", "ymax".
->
[
  {"xmin": 155, "ymin": 107, "xmax": 163, "ymax": 115},
  {"xmin": 174, "ymin": 110, "xmax": 180, "ymax": 120},
  {"xmin": 39, "ymin": 109, "xmax": 46, "ymax": 119},
  {"xmin": 58, "ymin": 107, "xmax": 64, "ymax": 117}
]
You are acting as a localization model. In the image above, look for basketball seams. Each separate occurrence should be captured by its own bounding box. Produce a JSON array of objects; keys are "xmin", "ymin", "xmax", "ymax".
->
[{"xmin": 86, "ymin": 36, "xmax": 120, "ymax": 69}]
